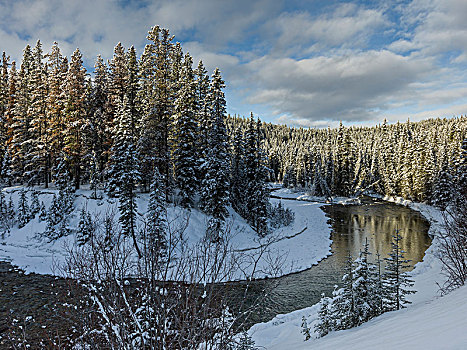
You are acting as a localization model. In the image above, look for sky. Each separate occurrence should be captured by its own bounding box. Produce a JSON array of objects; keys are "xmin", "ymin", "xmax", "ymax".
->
[{"xmin": 1, "ymin": 0, "xmax": 467, "ymax": 128}]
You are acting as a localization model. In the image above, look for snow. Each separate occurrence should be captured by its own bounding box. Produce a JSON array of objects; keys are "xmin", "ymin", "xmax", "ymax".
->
[
  {"xmin": 248, "ymin": 196, "xmax": 467, "ymax": 350},
  {"xmin": 272, "ymin": 187, "xmax": 361, "ymax": 205},
  {"xmin": 0, "ymin": 186, "xmax": 333, "ymax": 279}
]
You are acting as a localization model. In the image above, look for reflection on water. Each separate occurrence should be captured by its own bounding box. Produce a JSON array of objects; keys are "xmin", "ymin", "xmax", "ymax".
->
[{"xmin": 234, "ymin": 197, "xmax": 431, "ymax": 326}]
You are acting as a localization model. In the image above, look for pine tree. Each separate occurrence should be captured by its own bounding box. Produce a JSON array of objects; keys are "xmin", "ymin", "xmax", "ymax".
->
[
  {"xmin": 314, "ymin": 293, "xmax": 333, "ymax": 337},
  {"xmin": 46, "ymin": 42, "xmax": 68, "ymax": 184},
  {"xmin": 383, "ymin": 231, "xmax": 416, "ymax": 311},
  {"xmin": 9, "ymin": 46, "xmax": 34, "ymax": 184},
  {"xmin": 25, "ymin": 40, "xmax": 48, "ymax": 186},
  {"xmin": 145, "ymin": 168, "xmax": 168, "ymax": 266},
  {"xmin": 85, "ymin": 54, "xmax": 109, "ymax": 195},
  {"xmin": 63, "ymin": 48, "xmax": 87, "ymax": 189},
  {"xmin": 112, "ymin": 95, "xmax": 141, "ymax": 257},
  {"xmin": 331, "ymin": 253, "xmax": 356, "ymax": 330},
  {"xmin": 195, "ymin": 60, "xmax": 211, "ymax": 162},
  {"xmin": 76, "ymin": 205, "xmax": 95, "ymax": 245},
  {"xmin": 237, "ymin": 330, "xmax": 257, "ymax": 350},
  {"xmin": 352, "ymin": 240, "xmax": 381, "ymax": 324},
  {"xmin": 0, "ymin": 52, "xmax": 9, "ymax": 174},
  {"xmin": 200, "ymin": 68, "xmax": 230, "ymax": 239},
  {"xmin": 137, "ymin": 26, "xmax": 173, "ymax": 192},
  {"xmin": 0, "ymin": 187, "xmax": 9, "ymax": 236},
  {"xmin": 170, "ymin": 53, "xmax": 198, "ymax": 207},
  {"xmin": 30, "ymin": 190, "xmax": 40, "ymax": 218},
  {"xmin": 244, "ymin": 115, "xmax": 269, "ymax": 236},
  {"xmin": 39, "ymin": 201, "xmax": 47, "ymax": 222},
  {"xmin": 230, "ymin": 127, "xmax": 247, "ymax": 215},
  {"xmin": 301, "ymin": 316, "xmax": 312, "ymax": 341},
  {"xmin": 431, "ymin": 157, "xmax": 453, "ymax": 209},
  {"xmin": 17, "ymin": 189, "xmax": 30, "ymax": 228}
]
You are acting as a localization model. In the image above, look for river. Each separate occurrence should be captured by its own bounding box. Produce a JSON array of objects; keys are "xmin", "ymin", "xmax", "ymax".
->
[{"xmin": 229, "ymin": 196, "xmax": 432, "ymax": 327}]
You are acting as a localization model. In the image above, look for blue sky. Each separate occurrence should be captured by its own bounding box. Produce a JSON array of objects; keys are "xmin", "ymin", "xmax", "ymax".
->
[{"xmin": 1, "ymin": 0, "xmax": 467, "ymax": 127}]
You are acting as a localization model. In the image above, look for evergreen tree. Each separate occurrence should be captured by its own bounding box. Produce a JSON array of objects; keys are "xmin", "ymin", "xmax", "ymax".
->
[
  {"xmin": 76, "ymin": 205, "xmax": 95, "ymax": 246},
  {"xmin": 137, "ymin": 26, "xmax": 173, "ymax": 192},
  {"xmin": 244, "ymin": 115, "xmax": 269, "ymax": 236},
  {"xmin": 301, "ymin": 316, "xmax": 312, "ymax": 341},
  {"xmin": 25, "ymin": 40, "xmax": 48, "ymax": 186},
  {"xmin": 230, "ymin": 127, "xmax": 247, "ymax": 215},
  {"xmin": 85, "ymin": 54, "xmax": 109, "ymax": 194},
  {"xmin": 145, "ymin": 168, "xmax": 168, "ymax": 266},
  {"xmin": 353, "ymin": 240, "xmax": 381, "ymax": 324},
  {"xmin": 112, "ymin": 95, "xmax": 141, "ymax": 257},
  {"xmin": 63, "ymin": 48, "xmax": 87, "ymax": 189},
  {"xmin": 237, "ymin": 330, "xmax": 257, "ymax": 350},
  {"xmin": 170, "ymin": 53, "xmax": 198, "ymax": 207},
  {"xmin": 17, "ymin": 189, "xmax": 30, "ymax": 228},
  {"xmin": 331, "ymin": 253, "xmax": 356, "ymax": 330},
  {"xmin": 314, "ymin": 293, "xmax": 333, "ymax": 337},
  {"xmin": 46, "ymin": 42, "xmax": 68, "ymax": 184},
  {"xmin": 39, "ymin": 201, "xmax": 47, "ymax": 222},
  {"xmin": 30, "ymin": 190, "xmax": 40, "ymax": 218},
  {"xmin": 200, "ymin": 68, "xmax": 230, "ymax": 239},
  {"xmin": 383, "ymin": 231, "xmax": 416, "ymax": 311}
]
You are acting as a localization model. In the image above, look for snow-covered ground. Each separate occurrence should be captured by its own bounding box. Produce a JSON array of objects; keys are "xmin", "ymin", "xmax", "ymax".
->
[
  {"xmin": 0, "ymin": 186, "xmax": 332, "ymax": 279},
  {"xmin": 249, "ymin": 196, "xmax": 467, "ymax": 350}
]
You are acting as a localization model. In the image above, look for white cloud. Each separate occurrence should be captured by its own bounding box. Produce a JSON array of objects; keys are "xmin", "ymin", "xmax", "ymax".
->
[{"xmin": 244, "ymin": 50, "xmax": 434, "ymax": 121}]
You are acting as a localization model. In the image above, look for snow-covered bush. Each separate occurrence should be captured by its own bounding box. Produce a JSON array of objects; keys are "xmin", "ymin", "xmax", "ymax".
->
[{"xmin": 268, "ymin": 201, "xmax": 295, "ymax": 229}]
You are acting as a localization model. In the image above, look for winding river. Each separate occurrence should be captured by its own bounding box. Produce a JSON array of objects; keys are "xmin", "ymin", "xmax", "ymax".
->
[{"xmin": 230, "ymin": 196, "xmax": 432, "ymax": 327}]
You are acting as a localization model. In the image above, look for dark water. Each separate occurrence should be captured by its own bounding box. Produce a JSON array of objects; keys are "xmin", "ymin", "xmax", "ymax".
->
[{"xmin": 231, "ymin": 197, "xmax": 432, "ymax": 326}]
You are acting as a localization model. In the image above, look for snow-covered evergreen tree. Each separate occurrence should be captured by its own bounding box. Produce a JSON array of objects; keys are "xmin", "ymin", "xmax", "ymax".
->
[
  {"xmin": 30, "ymin": 190, "xmax": 40, "ymax": 218},
  {"xmin": 331, "ymin": 253, "xmax": 356, "ymax": 330},
  {"xmin": 17, "ymin": 189, "xmax": 30, "ymax": 228},
  {"xmin": 237, "ymin": 330, "xmax": 257, "ymax": 350},
  {"xmin": 38, "ymin": 201, "xmax": 47, "ymax": 222},
  {"xmin": 352, "ymin": 240, "xmax": 381, "ymax": 324},
  {"xmin": 170, "ymin": 53, "xmax": 199, "ymax": 208},
  {"xmin": 111, "ymin": 95, "xmax": 141, "ymax": 257},
  {"xmin": 45, "ymin": 157, "xmax": 75, "ymax": 238},
  {"xmin": 76, "ymin": 205, "xmax": 95, "ymax": 246},
  {"xmin": 383, "ymin": 231, "xmax": 416, "ymax": 311},
  {"xmin": 314, "ymin": 293, "xmax": 333, "ymax": 337},
  {"xmin": 145, "ymin": 168, "xmax": 168, "ymax": 265},
  {"xmin": 200, "ymin": 68, "xmax": 230, "ymax": 239}
]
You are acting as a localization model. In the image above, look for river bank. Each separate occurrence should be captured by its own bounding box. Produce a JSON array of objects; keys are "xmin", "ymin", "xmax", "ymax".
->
[{"xmin": 248, "ymin": 194, "xmax": 453, "ymax": 349}]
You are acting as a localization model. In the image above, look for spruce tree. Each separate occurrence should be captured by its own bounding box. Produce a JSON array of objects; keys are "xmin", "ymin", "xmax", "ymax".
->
[
  {"xmin": 230, "ymin": 127, "xmax": 247, "ymax": 216},
  {"xmin": 383, "ymin": 231, "xmax": 416, "ymax": 311},
  {"xmin": 76, "ymin": 205, "xmax": 95, "ymax": 246},
  {"xmin": 46, "ymin": 42, "xmax": 68, "ymax": 183},
  {"xmin": 145, "ymin": 168, "xmax": 168, "ymax": 268},
  {"xmin": 30, "ymin": 190, "xmax": 40, "ymax": 218},
  {"xmin": 315, "ymin": 293, "xmax": 333, "ymax": 337},
  {"xmin": 137, "ymin": 26, "xmax": 173, "ymax": 192},
  {"xmin": 331, "ymin": 253, "xmax": 356, "ymax": 330},
  {"xmin": 63, "ymin": 48, "xmax": 87, "ymax": 189},
  {"xmin": 200, "ymin": 68, "xmax": 230, "ymax": 239},
  {"xmin": 112, "ymin": 95, "xmax": 141, "ymax": 257},
  {"xmin": 170, "ymin": 53, "xmax": 198, "ymax": 208},
  {"xmin": 17, "ymin": 189, "xmax": 30, "ymax": 228}
]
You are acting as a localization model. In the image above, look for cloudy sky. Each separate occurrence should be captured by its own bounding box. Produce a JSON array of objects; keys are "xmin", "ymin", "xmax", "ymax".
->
[{"xmin": 1, "ymin": 0, "xmax": 467, "ymax": 127}]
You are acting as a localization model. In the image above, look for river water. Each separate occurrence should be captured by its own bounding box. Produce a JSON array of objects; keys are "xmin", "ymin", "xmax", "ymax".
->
[{"xmin": 230, "ymin": 197, "xmax": 432, "ymax": 327}]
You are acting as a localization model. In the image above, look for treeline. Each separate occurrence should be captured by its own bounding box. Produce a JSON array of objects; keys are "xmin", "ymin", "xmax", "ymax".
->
[
  {"xmin": 0, "ymin": 26, "xmax": 270, "ymax": 236},
  {"xmin": 249, "ymin": 116, "xmax": 466, "ymax": 205}
]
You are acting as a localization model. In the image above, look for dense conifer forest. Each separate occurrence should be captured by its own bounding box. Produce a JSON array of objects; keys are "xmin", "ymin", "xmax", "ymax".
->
[{"xmin": 0, "ymin": 26, "xmax": 465, "ymax": 233}]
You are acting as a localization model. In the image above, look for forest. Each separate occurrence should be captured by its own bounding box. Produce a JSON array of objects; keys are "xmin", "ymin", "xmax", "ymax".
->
[{"xmin": 0, "ymin": 24, "xmax": 466, "ymax": 349}]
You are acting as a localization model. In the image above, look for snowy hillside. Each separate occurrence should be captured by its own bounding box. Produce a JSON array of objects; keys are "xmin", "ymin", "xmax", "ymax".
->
[{"xmin": 0, "ymin": 186, "xmax": 332, "ymax": 279}]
